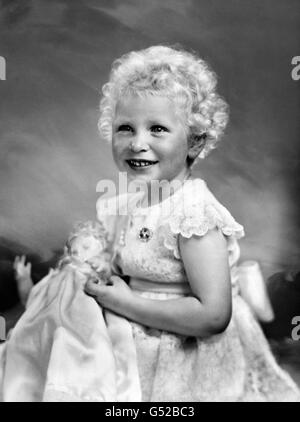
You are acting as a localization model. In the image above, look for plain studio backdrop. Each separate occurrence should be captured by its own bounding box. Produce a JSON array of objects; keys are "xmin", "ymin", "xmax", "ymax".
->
[{"xmin": 0, "ymin": 0, "xmax": 299, "ymax": 311}]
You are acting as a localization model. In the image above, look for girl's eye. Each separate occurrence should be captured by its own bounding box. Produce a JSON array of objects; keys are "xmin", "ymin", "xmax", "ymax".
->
[
  {"xmin": 117, "ymin": 125, "xmax": 133, "ymax": 132},
  {"xmin": 151, "ymin": 125, "xmax": 168, "ymax": 133}
]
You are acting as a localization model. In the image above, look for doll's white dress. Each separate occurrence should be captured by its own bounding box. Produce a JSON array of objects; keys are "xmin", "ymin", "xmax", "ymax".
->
[
  {"xmin": 0, "ymin": 258, "xmax": 141, "ymax": 402},
  {"xmin": 97, "ymin": 178, "xmax": 300, "ymax": 402}
]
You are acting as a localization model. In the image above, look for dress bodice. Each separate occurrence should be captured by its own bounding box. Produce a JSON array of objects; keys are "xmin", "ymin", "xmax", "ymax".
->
[
  {"xmin": 96, "ymin": 178, "xmax": 245, "ymax": 293},
  {"xmin": 116, "ymin": 206, "xmax": 187, "ymax": 284}
]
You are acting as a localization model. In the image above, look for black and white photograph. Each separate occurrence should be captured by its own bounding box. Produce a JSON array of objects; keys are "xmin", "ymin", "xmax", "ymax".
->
[{"xmin": 0, "ymin": 0, "xmax": 299, "ymax": 404}]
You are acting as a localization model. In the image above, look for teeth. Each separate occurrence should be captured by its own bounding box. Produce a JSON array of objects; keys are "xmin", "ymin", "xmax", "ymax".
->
[{"xmin": 128, "ymin": 160, "xmax": 156, "ymax": 168}]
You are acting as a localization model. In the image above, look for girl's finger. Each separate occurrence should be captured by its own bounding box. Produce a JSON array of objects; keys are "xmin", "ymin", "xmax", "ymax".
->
[
  {"xmin": 109, "ymin": 275, "xmax": 124, "ymax": 285},
  {"xmin": 84, "ymin": 283, "xmax": 97, "ymax": 296},
  {"xmin": 87, "ymin": 275, "xmax": 100, "ymax": 285},
  {"xmin": 84, "ymin": 278, "xmax": 104, "ymax": 295}
]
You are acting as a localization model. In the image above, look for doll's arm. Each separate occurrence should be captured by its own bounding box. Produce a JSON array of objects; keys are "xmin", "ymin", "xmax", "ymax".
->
[{"xmin": 13, "ymin": 255, "xmax": 34, "ymax": 306}]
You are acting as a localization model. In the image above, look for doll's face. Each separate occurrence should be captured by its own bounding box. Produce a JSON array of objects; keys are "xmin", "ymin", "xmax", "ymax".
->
[
  {"xmin": 70, "ymin": 234, "xmax": 104, "ymax": 262},
  {"xmin": 112, "ymin": 94, "xmax": 192, "ymax": 186}
]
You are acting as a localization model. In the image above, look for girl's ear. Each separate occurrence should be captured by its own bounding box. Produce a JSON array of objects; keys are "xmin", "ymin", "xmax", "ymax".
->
[{"xmin": 187, "ymin": 133, "xmax": 207, "ymax": 160}]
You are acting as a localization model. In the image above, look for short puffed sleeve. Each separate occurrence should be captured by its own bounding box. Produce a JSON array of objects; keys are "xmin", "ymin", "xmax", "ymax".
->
[{"xmin": 158, "ymin": 179, "xmax": 245, "ymax": 260}]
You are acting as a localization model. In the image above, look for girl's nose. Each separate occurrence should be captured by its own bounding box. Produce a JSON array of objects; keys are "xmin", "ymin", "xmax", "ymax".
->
[{"xmin": 129, "ymin": 135, "xmax": 149, "ymax": 153}]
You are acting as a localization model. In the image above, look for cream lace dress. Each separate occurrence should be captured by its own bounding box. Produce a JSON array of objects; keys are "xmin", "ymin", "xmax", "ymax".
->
[{"xmin": 97, "ymin": 178, "xmax": 300, "ymax": 402}]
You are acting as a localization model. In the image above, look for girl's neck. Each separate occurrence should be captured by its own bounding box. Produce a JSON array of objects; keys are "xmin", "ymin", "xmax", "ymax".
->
[{"xmin": 141, "ymin": 170, "xmax": 192, "ymax": 208}]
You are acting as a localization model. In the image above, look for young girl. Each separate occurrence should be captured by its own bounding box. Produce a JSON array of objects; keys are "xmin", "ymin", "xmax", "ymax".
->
[
  {"xmin": 84, "ymin": 45, "xmax": 300, "ymax": 401},
  {"xmin": 0, "ymin": 221, "xmax": 141, "ymax": 402}
]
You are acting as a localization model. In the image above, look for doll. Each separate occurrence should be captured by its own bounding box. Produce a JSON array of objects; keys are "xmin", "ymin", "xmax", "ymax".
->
[{"xmin": 0, "ymin": 221, "xmax": 140, "ymax": 402}]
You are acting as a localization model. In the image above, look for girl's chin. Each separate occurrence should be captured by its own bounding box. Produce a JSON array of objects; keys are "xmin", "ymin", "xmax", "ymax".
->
[
  {"xmin": 125, "ymin": 166, "xmax": 159, "ymax": 180},
  {"xmin": 127, "ymin": 174, "xmax": 156, "ymax": 185}
]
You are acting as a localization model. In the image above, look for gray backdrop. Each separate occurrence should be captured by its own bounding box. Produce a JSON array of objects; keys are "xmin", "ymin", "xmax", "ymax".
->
[{"xmin": 0, "ymin": 0, "xmax": 299, "ymax": 284}]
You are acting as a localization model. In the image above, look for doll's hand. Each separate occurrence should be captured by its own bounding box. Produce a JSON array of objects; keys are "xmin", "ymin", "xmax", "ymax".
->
[
  {"xmin": 13, "ymin": 255, "xmax": 32, "ymax": 281},
  {"xmin": 84, "ymin": 275, "xmax": 134, "ymax": 315},
  {"xmin": 13, "ymin": 255, "xmax": 34, "ymax": 306}
]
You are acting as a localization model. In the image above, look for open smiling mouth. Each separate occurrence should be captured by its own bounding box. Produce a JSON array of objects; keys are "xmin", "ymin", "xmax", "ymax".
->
[{"xmin": 126, "ymin": 159, "xmax": 159, "ymax": 169}]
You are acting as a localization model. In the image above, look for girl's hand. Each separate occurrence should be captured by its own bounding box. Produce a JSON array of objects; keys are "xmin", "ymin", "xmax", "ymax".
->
[{"xmin": 84, "ymin": 275, "xmax": 134, "ymax": 315}]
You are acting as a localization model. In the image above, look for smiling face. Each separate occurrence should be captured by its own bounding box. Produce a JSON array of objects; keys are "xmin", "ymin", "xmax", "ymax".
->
[{"xmin": 112, "ymin": 95, "xmax": 191, "ymax": 186}]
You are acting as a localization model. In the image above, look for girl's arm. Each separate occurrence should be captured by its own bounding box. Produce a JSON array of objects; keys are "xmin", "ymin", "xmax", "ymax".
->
[{"xmin": 85, "ymin": 228, "xmax": 232, "ymax": 338}]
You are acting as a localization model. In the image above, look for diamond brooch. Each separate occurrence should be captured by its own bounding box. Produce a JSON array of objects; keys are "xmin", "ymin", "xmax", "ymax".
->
[{"xmin": 138, "ymin": 227, "xmax": 153, "ymax": 242}]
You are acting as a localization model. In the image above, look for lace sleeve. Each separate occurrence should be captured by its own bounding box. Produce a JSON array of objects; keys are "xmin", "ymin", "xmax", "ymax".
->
[{"xmin": 159, "ymin": 179, "xmax": 245, "ymax": 260}]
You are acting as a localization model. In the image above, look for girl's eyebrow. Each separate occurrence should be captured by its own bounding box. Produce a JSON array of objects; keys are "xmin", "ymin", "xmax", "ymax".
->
[
  {"xmin": 147, "ymin": 119, "xmax": 171, "ymax": 127},
  {"xmin": 113, "ymin": 119, "xmax": 134, "ymax": 126}
]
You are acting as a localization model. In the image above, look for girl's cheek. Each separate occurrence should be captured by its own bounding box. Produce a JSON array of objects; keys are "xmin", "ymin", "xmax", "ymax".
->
[
  {"xmin": 112, "ymin": 142, "xmax": 128, "ymax": 161},
  {"xmin": 112, "ymin": 146, "xmax": 123, "ymax": 162},
  {"xmin": 112, "ymin": 136, "xmax": 124, "ymax": 150}
]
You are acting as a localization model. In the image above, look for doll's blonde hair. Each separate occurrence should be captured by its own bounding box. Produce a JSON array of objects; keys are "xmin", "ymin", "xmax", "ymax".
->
[
  {"xmin": 99, "ymin": 45, "xmax": 229, "ymax": 162},
  {"xmin": 65, "ymin": 221, "xmax": 107, "ymax": 250},
  {"xmin": 58, "ymin": 221, "xmax": 108, "ymax": 269}
]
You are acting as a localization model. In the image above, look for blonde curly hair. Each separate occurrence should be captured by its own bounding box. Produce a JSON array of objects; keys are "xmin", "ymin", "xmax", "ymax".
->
[
  {"xmin": 58, "ymin": 221, "xmax": 108, "ymax": 269},
  {"xmin": 98, "ymin": 45, "xmax": 229, "ymax": 162}
]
